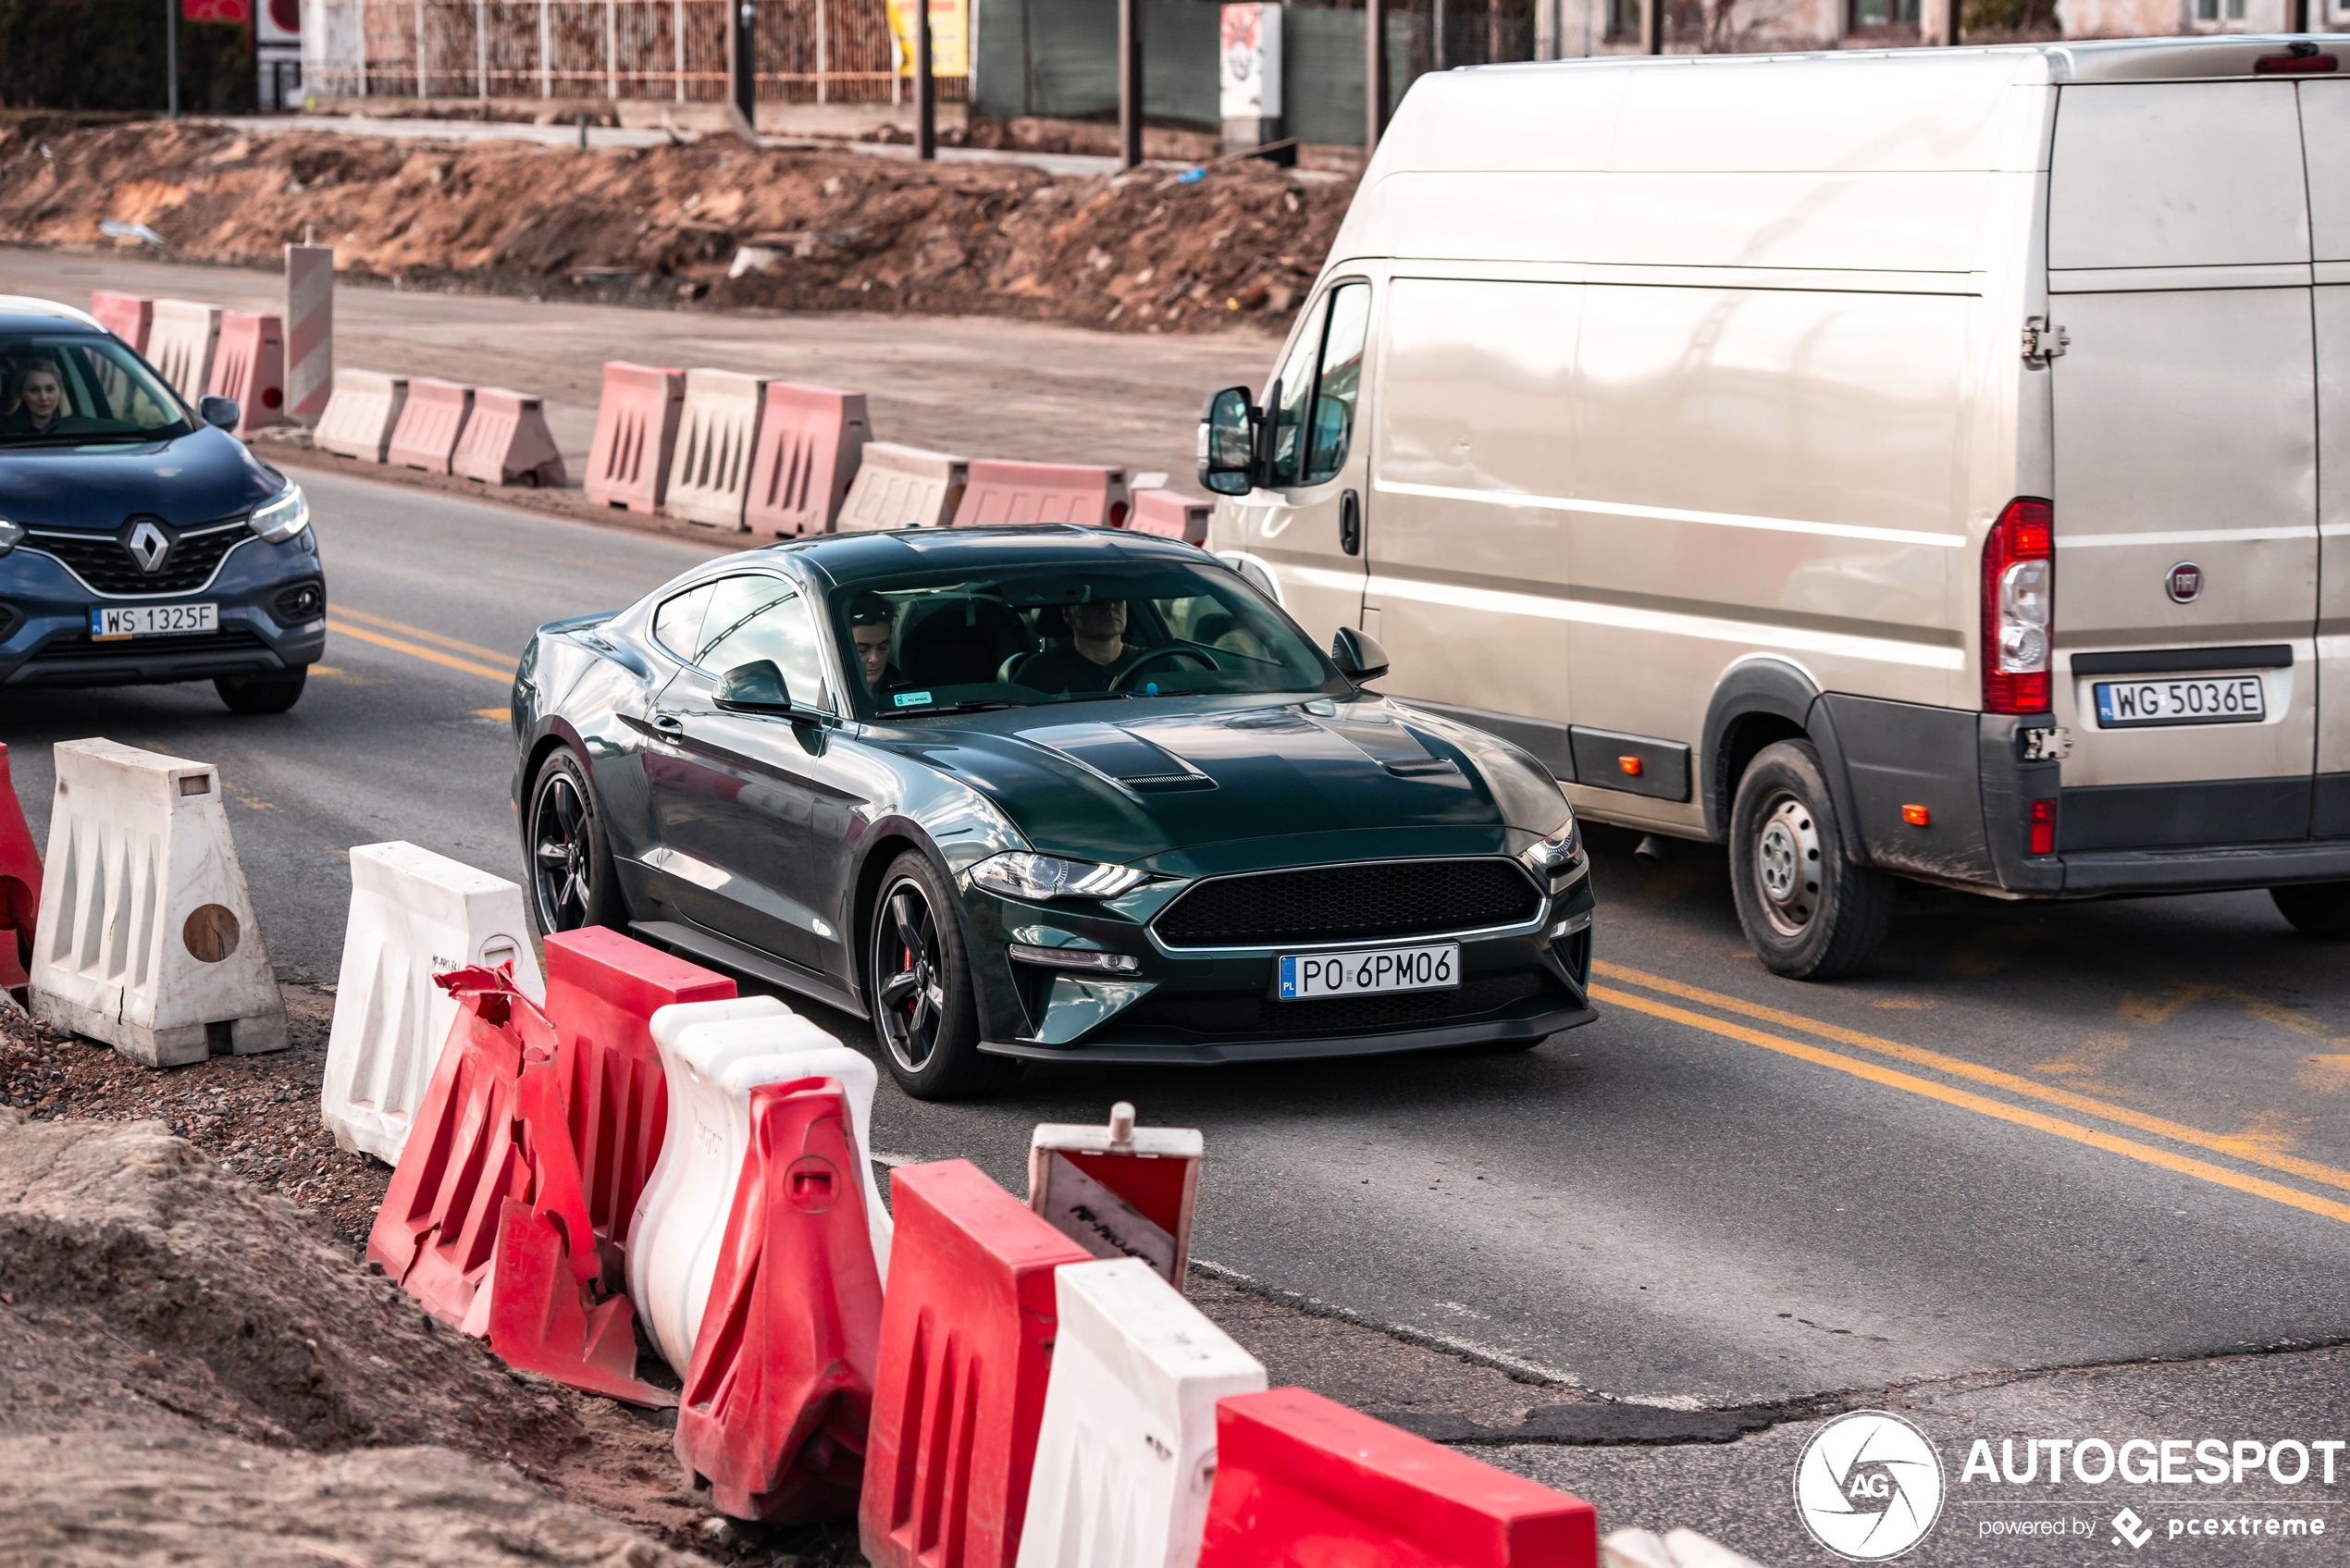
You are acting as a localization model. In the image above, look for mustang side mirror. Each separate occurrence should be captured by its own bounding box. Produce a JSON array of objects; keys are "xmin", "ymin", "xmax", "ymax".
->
[
  {"xmin": 1330, "ymin": 625, "xmax": 1391, "ymax": 684},
  {"xmin": 1198, "ymin": 385, "xmax": 1260, "ymax": 497},
  {"xmin": 713, "ymin": 660, "xmax": 815, "ymax": 722},
  {"xmin": 199, "ymin": 395, "xmax": 240, "ymax": 431}
]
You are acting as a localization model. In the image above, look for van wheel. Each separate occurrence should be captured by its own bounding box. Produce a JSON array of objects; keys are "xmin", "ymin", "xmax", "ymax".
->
[
  {"xmin": 2271, "ymin": 883, "xmax": 2350, "ymax": 939},
  {"xmin": 1729, "ymin": 740, "xmax": 1893, "ymax": 980}
]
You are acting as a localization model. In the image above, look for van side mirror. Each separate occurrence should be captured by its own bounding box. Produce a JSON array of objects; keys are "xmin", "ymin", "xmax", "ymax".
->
[
  {"xmin": 199, "ymin": 395, "xmax": 240, "ymax": 431},
  {"xmin": 1198, "ymin": 386, "xmax": 1259, "ymax": 497},
  {"xmin": 1330, "ymin": 625, "xmax": 1391, "ymax": 683},
  {"xmin": 713, "ymin": 659, "xmax": 814, "ymax": 722}
]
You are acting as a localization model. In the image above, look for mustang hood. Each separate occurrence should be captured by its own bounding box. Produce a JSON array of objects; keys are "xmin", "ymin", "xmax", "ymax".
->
[
  {"xmin": 0, "ymin": 426, "xmax": 282, "ymax": 530},
  {"xmin": 884, "ymin": 697, "xmax": 1565, "ymax": 864}
]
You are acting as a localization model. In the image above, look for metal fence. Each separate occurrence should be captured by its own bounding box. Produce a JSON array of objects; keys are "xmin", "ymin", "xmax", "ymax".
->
[{"xmin": 304, "ymin": 0, "xmax": 918, "ymax": 102}]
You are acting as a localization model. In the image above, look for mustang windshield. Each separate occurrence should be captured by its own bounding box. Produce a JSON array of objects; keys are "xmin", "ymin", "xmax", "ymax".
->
[
  {"xmin": 0, "ymin": 333, "xmax": 192, "ymax": 446},
  {"xmin": 832, "ymin": 558, "xmax": 1346, "ymax": 715}
]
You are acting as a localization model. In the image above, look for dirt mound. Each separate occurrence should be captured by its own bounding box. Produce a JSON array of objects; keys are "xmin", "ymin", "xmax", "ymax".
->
[{"xmin": 0, "ymin": 117, "xmax": 1352, "ymax": 336}]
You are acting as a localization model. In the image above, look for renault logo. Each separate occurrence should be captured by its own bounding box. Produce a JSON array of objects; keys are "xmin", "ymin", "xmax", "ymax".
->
[{"xmin": 125, "ymin": 520, "xmax": 170, "ymax": 574}]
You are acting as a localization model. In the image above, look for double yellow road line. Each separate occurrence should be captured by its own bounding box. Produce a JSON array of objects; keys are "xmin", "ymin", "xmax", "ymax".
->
[
  {"xmin": 1595, "ymin": 960, "xmax": 2350, "ymax": 1227},
  {"xmin": 326, "ymin": 606, "xmax": 517, "ymax": 684}
]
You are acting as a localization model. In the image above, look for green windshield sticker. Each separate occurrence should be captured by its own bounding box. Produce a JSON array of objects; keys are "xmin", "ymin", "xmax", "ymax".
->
[{"xmin": 894, "ymin": 691, "xmax": 934, "ymax": 708}]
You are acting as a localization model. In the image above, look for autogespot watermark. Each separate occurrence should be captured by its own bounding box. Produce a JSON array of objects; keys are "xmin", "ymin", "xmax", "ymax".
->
[{"xmin": 1795, "ymin": 1423, "xmax": 2343, "ymax": 1558}]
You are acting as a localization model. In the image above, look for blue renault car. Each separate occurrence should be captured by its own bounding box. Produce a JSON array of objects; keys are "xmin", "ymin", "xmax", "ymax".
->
[{"xmin": 0, "ymin": 296, "xmax": 324, "ymax": 712}]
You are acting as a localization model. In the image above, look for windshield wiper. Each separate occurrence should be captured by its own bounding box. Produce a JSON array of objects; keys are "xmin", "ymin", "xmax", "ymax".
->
[
  {"xmin": 894, "ymin": 698, "xmax": 1018, "ymax": 715},
  {"xmin": 0, "ymin": 432, "xmax": 156, "ymax": 448}
]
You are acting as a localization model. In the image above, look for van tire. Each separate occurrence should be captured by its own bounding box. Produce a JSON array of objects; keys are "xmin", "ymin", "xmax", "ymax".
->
[
  {"xmin": 2270, "ymin": 883, "xmax": 2350, "ymax": 939},
  {"xmin": 1728, "ymin": 740, "xmax": 1894, "ymax": 980}
]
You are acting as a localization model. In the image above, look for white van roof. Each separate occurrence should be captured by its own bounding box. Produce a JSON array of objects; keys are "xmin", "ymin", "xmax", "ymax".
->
[{"xmin": 1334, "ymin": 37, "xmax": 2344, "ymax": 269}]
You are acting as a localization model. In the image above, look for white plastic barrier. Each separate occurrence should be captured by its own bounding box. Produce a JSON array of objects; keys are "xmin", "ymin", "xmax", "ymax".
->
[
  {"xmin": 1602, "ymin": 1529, "xmax": 1762, "ymax": 1568},
  {"xmin": 625, "ymin": 995, "xmax": 890, "ymax": 1374},
  {"xmin": 1015, "ymin": 1257, "xmax": 1267, "ymax": 1568},
  {"xmin": 147, "ymin": 300, "xmax": 222, "ymax": 404},
  {"xmin": 315, "ymin": 370, "xmax": 409, "ymax": 463},
  {"xmin": 835, "ymin": 442, "xmax": 969, "ymax": 532},
  {"xmin": 665, "ymin": 369, "xmax": 769, "ymax": 530},
  {"xmin": 319, "ymin": 842, "xmax": 545, "ymax": 1164},
  {"xmin": 30, "ymin": 738, "xmax": 287, "ymax": 1067}
]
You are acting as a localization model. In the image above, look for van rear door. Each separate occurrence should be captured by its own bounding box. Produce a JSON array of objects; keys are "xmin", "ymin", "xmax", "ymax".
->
[
  {"xmin": 2047, "ymin": 81, "xmax": 2321, "ymax": 856},
  {"xmin": 2299, "ymin": 79, "xmax": 2350, "ymax": 839}
]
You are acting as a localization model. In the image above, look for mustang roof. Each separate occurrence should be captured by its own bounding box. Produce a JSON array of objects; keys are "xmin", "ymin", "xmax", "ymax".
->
[{"xmin": 786, "ymin": 524, "xmax": 1216, "ymax": 588}]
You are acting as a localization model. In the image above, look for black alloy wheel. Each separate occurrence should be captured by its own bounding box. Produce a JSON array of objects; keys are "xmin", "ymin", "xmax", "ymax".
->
[
  {"xmin": 527, "ymin": 750, "xmax": 621, "ymax": 938},
  {"xmin": 868, "ymin": 850, "xmax": 1016, "ymax": 1101},
  {"xmin": 1727, "ymin": 739, "xmax": 1894, "ymax": 981}
]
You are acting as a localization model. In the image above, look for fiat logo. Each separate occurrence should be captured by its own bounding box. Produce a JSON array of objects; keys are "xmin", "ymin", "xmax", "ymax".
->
[
  {"xmin": 2166, "ymin": 562, "xmax": 2203, "ymax": 604},
  {"xmin": 125, "ymin": 520, "xmax": 171, "ymax": 574}
]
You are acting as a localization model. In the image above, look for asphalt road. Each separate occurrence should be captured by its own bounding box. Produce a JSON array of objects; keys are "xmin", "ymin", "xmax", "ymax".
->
[{"xmin": 8, "ymin": 472, "xmax": 2350, "ymax": 1563}]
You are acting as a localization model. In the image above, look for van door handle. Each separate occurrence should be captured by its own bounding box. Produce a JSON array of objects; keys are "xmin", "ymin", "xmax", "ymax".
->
[{"xmin": 1340, "ymin": 489, "xmax": 1362, "ymax": 556}]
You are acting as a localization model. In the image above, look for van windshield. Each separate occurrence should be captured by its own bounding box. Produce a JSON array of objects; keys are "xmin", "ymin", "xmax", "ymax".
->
[
  {"xmin": 832, "ymin": 559, "xmax": 1347, "ymax": 716},
  {"xmin": 0, "ymin": 333, "xmax": 191, "ymax": 447}
]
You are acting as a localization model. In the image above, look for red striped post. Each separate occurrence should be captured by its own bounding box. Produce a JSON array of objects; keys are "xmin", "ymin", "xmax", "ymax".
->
[{"xmin": 284, "ymin": 242, "xmax": 334, "ymax": 426}]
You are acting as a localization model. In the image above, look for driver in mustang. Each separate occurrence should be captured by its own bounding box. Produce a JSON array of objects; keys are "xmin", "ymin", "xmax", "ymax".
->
[{"xmin": 1016, "ymin": 598, "xmax": 1132, "ymax": 693}]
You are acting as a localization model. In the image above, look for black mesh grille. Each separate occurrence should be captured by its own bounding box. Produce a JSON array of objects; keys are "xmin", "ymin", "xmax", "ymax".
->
[
  {"xmin": 1152, "ymin": 859, "xmax": 1540, "ymax": 948},
  {"xmin": 24, "ymin": 521, "xmax": 249, "ymax": 596},
  {"xmin": 28, "ymin": 624, "xmax": 271, "ymax": 668},
  {"xmin": 1119, "ymin": 972, "xmax": 1552, "ymax": 1040}
]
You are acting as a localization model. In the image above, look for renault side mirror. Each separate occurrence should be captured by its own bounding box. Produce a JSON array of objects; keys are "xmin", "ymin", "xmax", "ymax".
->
[
  {"xmin": 199, "ymin": 395, "xmax": 240, "ymax": 431},
  {"xmin": 1330, "ymin": 625, "xmax": 1391, "ymax": 683},
  {"xmin": 1198, "ymin": 385, "xmax": 1259, "ymax": 497},
  {"xmin": 714, "ymin": 659, "xmax": 814, "ymax": 722}
]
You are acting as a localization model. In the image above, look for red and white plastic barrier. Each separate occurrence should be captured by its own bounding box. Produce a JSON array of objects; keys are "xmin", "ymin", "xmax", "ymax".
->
[
  {"xmin": 666, "ymin": 369, "xmax": 770, "ymax": 529},
  {"xmin": 320, "ymin": 842, "xmax": 544, "ymax": 1165},
  {"xmin": 388, "ymin": 377, "xmax": 476, "ymax": 475},
  {"xmin": 454, "ymin": 387, "xmax": 566, "ymax": 488},
  {"xmin": 0, "ymin": 743, "xmax": 40, "ymax": 1007},
  {"xmin": 283, "ymin": 241, "xmax": 334, "ymax": 425},
  {"xmin": 366, "ymin": 966, "xmax": 671, "ymax": 1404},
  {"xmin": 952, "ymin": 460, "xmax": 1131, "ymax": 529},
  {"xmin": 1130, "ymin": 488, "xmax": 1212, "ymax": 546},
  {"xmin": 205, "ymin": 310, "xmax": 287, "ymax": 435},
  {"xmin": 627, "ymin": 996, "xmax": 889, "ymax": 1377},
  {"xmin": 860, "ymin": 1158, "xmax": 1095, "ymax": 1568},
  {"xmin": 89, "ymin": 290, "xmax": 152, "ymax": 352},
  {"xmin": 1029, "ymin": 1102, "xmax": 1201, "ymax": 1290},
  {"xmin": 835, "ymin": 442, "xmax": 969, "ymax": 532},
  {"xmin": 586, "ymin": 360, "xmax": 686, "ymax": 513},
  {"xmin": 1014, "ymin": 1258, "xmax": 1266, "ymax": 1568},
  {"xmin": 1197, "ymin": 1388, "xmax": 1600, "ymax": 1567},
  {"xmin": 747, "ymin": 382, "xmax": 870, "ymax": 537},
  {"xmin": 540, "ymin": 927, "xmax": 735, "ymax": 1266},
  {"xmin": 1601, "ymin": 1529, "xmax": 1762, "ymax": 1568},
  {"xmin": 315, "ymin": 370, "xmax": 408, "ymax": 463},
  {"xmin": 675, "ymin": 1075, "xmax": 886, "ymax": 1522},
  {"xmin": 147, "ymin": 300, "xmax": 221, "ymax": 403}
]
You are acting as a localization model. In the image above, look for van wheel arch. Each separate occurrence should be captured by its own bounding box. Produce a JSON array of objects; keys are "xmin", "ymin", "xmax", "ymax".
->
[{"xmin": 1703, "ymin": 661, "xmax": 1826, "ymax": 836}]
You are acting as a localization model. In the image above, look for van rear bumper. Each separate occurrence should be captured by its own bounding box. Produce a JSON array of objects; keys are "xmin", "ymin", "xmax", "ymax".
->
[{"xmin": 2055, "ymin": 839, "xmax": 2350, "ymax": 896}]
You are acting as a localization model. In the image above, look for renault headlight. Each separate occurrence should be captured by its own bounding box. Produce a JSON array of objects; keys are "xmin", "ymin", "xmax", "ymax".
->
[
  {"xmin": 969, "ymin": 852, "xmax": 1148, "ymax": 901},
  {"xmin": 248, "ymin": 484, "xmax": 311, "ymax": 544},
  {"xmin": 1520, "ymin": 809, "xmax": 1581, "ymax": 877},
  {"xmin": 0, "ymin": 519, "xmax": 20, "ymax": 557}
]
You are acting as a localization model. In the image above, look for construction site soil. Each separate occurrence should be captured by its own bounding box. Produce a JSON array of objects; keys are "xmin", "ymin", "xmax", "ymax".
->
[
  {"xmin": 0, "ymin": 117, "xmax": 1352, "ymax": 338},
  {"xmin": 0, "ymin": 985, "xmax": 1581, "ymax": 1566}
]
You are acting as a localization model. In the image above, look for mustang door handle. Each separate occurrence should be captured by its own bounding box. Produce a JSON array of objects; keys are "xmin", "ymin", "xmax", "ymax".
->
[
  {"xmin": 651, "ymin": 713, "xmax": 685, "ymax": 734},
  {"xmin": 1339, "ymin": 489, "xmax": 1362, "ymax": 556}
]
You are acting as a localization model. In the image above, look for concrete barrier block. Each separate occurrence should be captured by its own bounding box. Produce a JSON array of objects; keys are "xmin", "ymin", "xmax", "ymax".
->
[
  {"xmin": 315, "ymin": 370, "xmax": 409, "ymax": 463},
  {"xmin": 666, "ymin": 369, "xmax": 769, "ymax": 529},
  {"xmin": 454, "ymin": 387, "xmax": 566, "ymax": 488},
  {"xmin": 388, "ymin": 377, "xmax": 476, "ymax": 475},
  {"xmin": 586, "ymin": 360, "xmax": 686, "ymax": 513},
  {"xmin": 835, "ymin": 442, "xmax": 969, "ymax": 532},
  {"xmin": 205, "ymin": 311, "xmax": 287, "ymax": 436},
  {"xmin": 747, "ymin": 383, "xmax": 870, "ymax": 537},
  {"xmin": 954, "ymin": 461, "xmax": 1131, "ymax": 529},
  {"xmin": 30, "ymin": 738, "xmax": 287, "ymax": 1068},
  {"xmin": 147, "ymin": 300, "xmax": 221, "ymax": 404}
]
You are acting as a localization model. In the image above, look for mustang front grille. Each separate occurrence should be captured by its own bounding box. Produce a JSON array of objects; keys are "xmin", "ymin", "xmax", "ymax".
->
[{"xmin": 1150, "ymin": 858, "xmax": 1541, "ymax": 949}]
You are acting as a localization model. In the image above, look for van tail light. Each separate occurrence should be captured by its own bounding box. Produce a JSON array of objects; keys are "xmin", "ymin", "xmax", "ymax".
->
[
  {"xmin": 2029, "ymin": 798, "xmax": 2057, "ymax": 857},
  {"xmin": 1983, "ymin": 497, "xmax": 2054, "ymax": 715}
]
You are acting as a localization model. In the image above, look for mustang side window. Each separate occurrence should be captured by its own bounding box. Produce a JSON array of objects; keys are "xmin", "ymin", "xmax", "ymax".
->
[
  {"xmin": 652, "ymin": 584, "xmax": 713, "ymax": 661},
  {"xmin": 696, "ymin": 574, "xmax": 834, "ymax": 712}
]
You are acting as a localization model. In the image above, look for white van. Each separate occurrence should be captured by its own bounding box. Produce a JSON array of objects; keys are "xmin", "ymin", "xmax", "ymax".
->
[{"xmin": 1198, "ymin": 35, "xmax": 2350, "ymax": 977}]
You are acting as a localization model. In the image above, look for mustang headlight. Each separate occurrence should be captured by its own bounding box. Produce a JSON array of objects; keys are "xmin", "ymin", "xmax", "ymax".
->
[
  {"xmin": 248, "ymin": 484, "xmax": 311, "ymax": 544},
  {"xmin": 0, "ymin": 519, "xmax": 20, "ymax": 557},
  {"xmin": 1520, "ymin": 809, "xmax": 1581, "ymax": 876},
  {"xmin": 969, "ymin": 852, "xmax": 1148, "ymax": 901}
]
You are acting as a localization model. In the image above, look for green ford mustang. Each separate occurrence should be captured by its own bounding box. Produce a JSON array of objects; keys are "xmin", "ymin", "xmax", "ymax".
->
[{"xmin": 511, "ymin": 525, "xmax": 1595, "ymax": 1100}]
